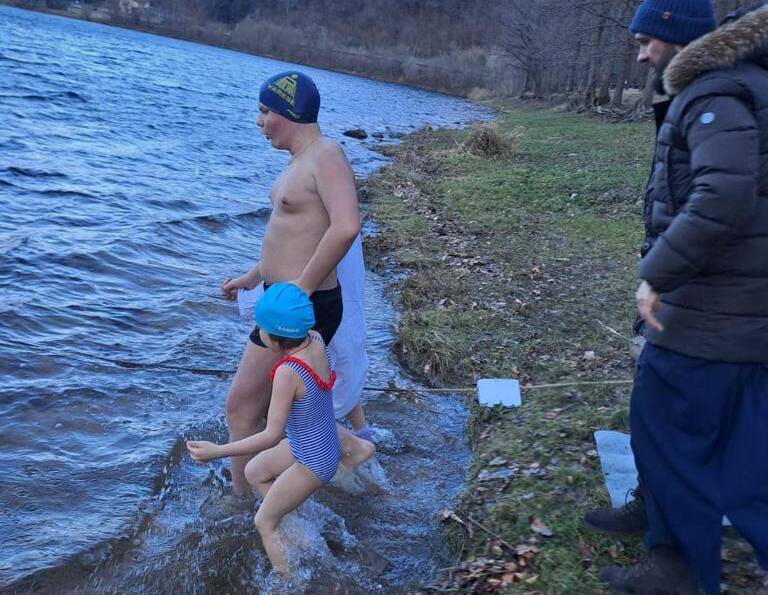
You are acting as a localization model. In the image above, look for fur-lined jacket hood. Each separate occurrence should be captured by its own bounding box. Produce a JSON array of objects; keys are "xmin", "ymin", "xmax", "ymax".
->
[{"xmin": 664, "ymin": 3, "xmax": 768, "ymax": 95}]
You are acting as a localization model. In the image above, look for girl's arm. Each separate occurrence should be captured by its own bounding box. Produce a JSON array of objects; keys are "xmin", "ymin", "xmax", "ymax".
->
[{"xmin": 186, "ymin": 366, "xmax": 297, "ymax": 462}]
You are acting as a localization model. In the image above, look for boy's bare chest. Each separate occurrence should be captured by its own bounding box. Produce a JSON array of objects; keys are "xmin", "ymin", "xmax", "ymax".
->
[{"xmin": 270, "ymin": 167, "xmax": 320, "ymax": 215}]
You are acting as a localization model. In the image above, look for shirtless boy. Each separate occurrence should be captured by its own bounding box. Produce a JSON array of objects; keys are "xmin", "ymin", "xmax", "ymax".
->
[{"xmin": 221, "ymin": 71, "xmax": 373, "ymax": 496}]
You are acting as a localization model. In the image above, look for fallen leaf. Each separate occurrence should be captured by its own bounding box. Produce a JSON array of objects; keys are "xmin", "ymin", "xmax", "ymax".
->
[
  {"xmin": 501, "ymin": 572, "xmax": 516, "ymax": 587},
  {"xmin": 515, "ymin": 544, "xmax": 539, "ymax": 556},
  {"xmin": 437, "ymin": 509, "xmax": 469, "ymax": 534},
  {"xmin": 529, "ymin": 517, "xmax": 554, "ymax": 537},
  {"xmin": 577, "ymin": 537, "xmax": 594, "ymax": 561},
  {"xmin": 721, "ymin": 548, "xmax": 737, "ymax": 562}
]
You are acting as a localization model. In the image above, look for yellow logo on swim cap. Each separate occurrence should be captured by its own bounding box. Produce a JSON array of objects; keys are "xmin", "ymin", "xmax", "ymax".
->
[{"xmin": 268, "ymin": 74, "xmax": 298, "ymax": 107}]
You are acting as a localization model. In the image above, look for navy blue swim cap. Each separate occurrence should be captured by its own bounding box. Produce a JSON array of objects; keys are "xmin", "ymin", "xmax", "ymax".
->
[
  {"xmin": 254, "ymin": 282, "xmax": 315, "ymax": 339},
  {"xmin": 259, "ymin": 71, "xmax": 320, "ymax": 124}
]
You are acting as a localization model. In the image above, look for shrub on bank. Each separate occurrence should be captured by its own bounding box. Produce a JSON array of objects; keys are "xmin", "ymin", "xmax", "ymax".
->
[{"xmin": 463, "ymin": 122, "xmax": 517, "ymax": 159}]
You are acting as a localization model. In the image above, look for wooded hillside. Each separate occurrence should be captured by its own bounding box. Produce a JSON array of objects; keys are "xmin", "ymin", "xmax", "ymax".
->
[{"xmin": 5, "ymin": 0, "xmax": 753, "ymax": 102}]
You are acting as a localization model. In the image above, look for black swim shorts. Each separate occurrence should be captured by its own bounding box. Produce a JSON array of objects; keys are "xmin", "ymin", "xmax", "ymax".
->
[{"xmin": 249, "ymin": 283, "xmax": 343, "ymax": 347}]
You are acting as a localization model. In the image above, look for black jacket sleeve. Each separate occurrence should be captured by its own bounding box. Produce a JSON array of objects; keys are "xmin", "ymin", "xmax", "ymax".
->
[{"xmin": 639, "ymin": 93, "xmax": 760, "ymax": 293}]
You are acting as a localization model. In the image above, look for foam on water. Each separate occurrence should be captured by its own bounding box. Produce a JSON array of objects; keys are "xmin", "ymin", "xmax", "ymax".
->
[{"xmin": 330, "ymin": 457, "xmax": 392, "ymax": 496}]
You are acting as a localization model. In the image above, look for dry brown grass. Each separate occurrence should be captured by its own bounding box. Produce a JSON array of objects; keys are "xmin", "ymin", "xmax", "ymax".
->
[
  {"xmin": 463, "ymin": 122, "xmax": 517, "ymax": 159},
  {"xmin": 467, "ymin": 86, "xmax": 493, "ymax": 101}
]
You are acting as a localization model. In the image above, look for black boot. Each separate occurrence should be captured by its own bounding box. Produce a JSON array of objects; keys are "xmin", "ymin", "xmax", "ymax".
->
[
  {"xmin": 584, "ymin": 487, "xmax": 647, "ymax": 536},
  {"xmin": 600, "ymin": 546, "xmax": 698, "ymax": 595}
]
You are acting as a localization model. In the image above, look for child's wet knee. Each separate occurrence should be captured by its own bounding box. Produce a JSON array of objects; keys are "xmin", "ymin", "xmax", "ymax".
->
[
  {"xmin": 244, "ymin": 460, "xmax": 264, "ymax": 486},
  {"xmin": 253, "ymin": 510, "xmax": 275, "ymax": 534},
  {"xmin": 244, "ymin": 463, "xmax": 257, "ymax": 485}
]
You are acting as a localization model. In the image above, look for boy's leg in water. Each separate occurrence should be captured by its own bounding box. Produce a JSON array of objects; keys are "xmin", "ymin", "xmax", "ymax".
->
[
  {"xmin": 226, "ymin": 339, "xmax": 281, "ymax": 495},
  {"xmin": 245, "ymin": 439, "xmax": 294, "ymax": 497},
  {"xmin": 254, "ymin": 462, "xmax": 324, "ymax": 573},
  {"xmin": 347, "ymin": 403, "xmax": 367, "ymax": 431},
  {"xmin": 347, "ymin": 403, "xmax": 375, "ymax": 442},
  {"xmin": 338, "ymin": 423, "xmax": 375, "ymax": 469}
]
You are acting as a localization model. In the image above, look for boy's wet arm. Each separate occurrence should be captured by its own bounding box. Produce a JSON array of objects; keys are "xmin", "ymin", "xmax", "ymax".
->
[
  {"xmin": 241, "ymin": 261, "xmax": 263, "ymax": 287},
  {"xmin": 295, "ymin": 145, "xmax": 360, "ymax": 293},
  {"xmin": 294, "ymin": 224, "xmax": 359, "ymax": 294},
  {"xmin": 314, "ymin": 142, "xmax": 359, "ymax": 233}
]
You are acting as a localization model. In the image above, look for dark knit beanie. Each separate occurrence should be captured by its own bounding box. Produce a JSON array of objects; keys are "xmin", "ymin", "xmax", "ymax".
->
[{"xmin": 630, "ymin": 0, "xmax": 716, "ymax": 45}]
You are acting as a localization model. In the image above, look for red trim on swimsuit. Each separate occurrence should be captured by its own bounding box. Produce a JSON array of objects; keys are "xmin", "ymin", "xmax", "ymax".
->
[{"xmin": 269, "ymin": 356, "xmax": 337, "ymax": 391}]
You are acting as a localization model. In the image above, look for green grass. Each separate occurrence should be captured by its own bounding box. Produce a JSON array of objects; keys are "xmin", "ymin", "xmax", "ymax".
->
[{"xmin": 364, "ymin": 102, "xmax": 764, "ymax": 593}]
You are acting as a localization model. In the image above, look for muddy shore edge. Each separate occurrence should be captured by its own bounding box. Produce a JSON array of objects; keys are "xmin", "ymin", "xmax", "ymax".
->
[{"xmin": 361, "ymin": 101, "xmax": 766, "ymax": 594}]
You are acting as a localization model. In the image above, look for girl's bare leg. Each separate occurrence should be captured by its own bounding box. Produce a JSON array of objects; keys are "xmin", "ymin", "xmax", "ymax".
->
[
  {"xmin": 244, "ymin": 439, "xmax": 294, "ymax": 497},
  {"xmin": 253, "ymin": 463, "xmax": 323, "ymax": 573}
]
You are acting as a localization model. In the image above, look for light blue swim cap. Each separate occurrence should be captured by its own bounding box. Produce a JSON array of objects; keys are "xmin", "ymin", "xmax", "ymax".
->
[
  {"xmin": 254, "ymin": 282, "xmax": 315, "ymax": 339},
  {"xmin": 259, "ymin": 71, "xmax": 320, "ymax": 124}
]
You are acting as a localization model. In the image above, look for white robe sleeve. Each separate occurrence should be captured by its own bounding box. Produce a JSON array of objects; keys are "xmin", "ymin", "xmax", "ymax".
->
[
  {"xmin": 329, "ymin": 233, "xmax": 369, "ymax": 419},
  {"xmin": 236, "ymin": 284, "xmax": 264, "ymax": 320}
]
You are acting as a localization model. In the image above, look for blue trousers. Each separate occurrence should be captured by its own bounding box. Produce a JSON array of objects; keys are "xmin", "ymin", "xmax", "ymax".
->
[{"xmin": 630, "ymin": 343, "xmax": 768, "ymax": 595}]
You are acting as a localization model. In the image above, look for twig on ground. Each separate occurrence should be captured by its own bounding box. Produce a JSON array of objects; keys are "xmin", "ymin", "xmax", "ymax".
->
[
  {"xmin": 464, "ymin": 515, "xmax": 516, "ymax": 552},
  {"xmin": 365, "ymin": 378, "xmax": 633, "ymax": 395},
  {"xmin": 596, "ymin": 319, "xmax": 633, "ymax": 344},
  {"xmin": 364, "ymin": 385, "xmax": 475, "ymax": 393},
  {"xmin": 524, "ymin": 379, "xmax": 632, "ymax": 389}
]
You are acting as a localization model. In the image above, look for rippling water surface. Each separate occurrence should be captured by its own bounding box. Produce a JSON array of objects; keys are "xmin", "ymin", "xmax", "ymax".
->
[{"xmin": 0, "ymin": 6, "xmax": 490, "ymax": 592}]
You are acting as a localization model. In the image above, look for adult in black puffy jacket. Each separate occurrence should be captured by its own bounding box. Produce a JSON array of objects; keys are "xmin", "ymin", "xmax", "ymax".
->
[{"xmin": 600, "ymin": 2, "xmax": 768, "ymax": 595}]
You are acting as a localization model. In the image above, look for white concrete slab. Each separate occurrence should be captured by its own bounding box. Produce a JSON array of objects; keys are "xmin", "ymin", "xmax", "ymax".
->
[
  {"xmin": 594, "ymin": 430, "xmax": 638, "ymax": 508},
  {"xmin": 477, "ymin": 378, "xmax": 521, "ymax": 408},
  {"xmin": 594, "ymin": 430, "xmax": 730, "ymax": 526}
]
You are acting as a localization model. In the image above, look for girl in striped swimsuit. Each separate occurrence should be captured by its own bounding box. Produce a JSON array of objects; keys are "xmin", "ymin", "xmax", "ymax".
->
[{"xmin": 187, "ymin": 282, "xmax": 368, "ymax": 573}]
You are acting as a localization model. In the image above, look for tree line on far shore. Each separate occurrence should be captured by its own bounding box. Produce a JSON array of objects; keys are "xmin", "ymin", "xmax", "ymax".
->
[{"xmin": 8, "ymin": 0, "xmax": 751, "ymax": 105}]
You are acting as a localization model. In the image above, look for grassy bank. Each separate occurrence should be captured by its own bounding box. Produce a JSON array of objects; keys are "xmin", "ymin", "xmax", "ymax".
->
[{"xmin": 363, "ymin": 103, "xmax": 766, "ymax": 593}]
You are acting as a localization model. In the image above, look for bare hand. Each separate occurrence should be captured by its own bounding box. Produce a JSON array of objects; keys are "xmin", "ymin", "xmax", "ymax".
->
[
  {"xmin": 288, "ymin": 278, "xmax": 312, "ymax": 296},
  {"xmin": 186, "ymin": 440, "xmax": 221, "ymax": 462},
  {"xmin": 636, "ymin": 280, "xmax": 664, "ymax": 332},
  {"xmin": 221, "ymin": 276, "xmax": 246, "ymax": 300}
]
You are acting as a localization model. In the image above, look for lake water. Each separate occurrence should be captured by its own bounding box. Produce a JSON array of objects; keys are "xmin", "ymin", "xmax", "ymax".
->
[{"xmin": 0, "ymin": 6, "xmax": 489, "ymax": 592}]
